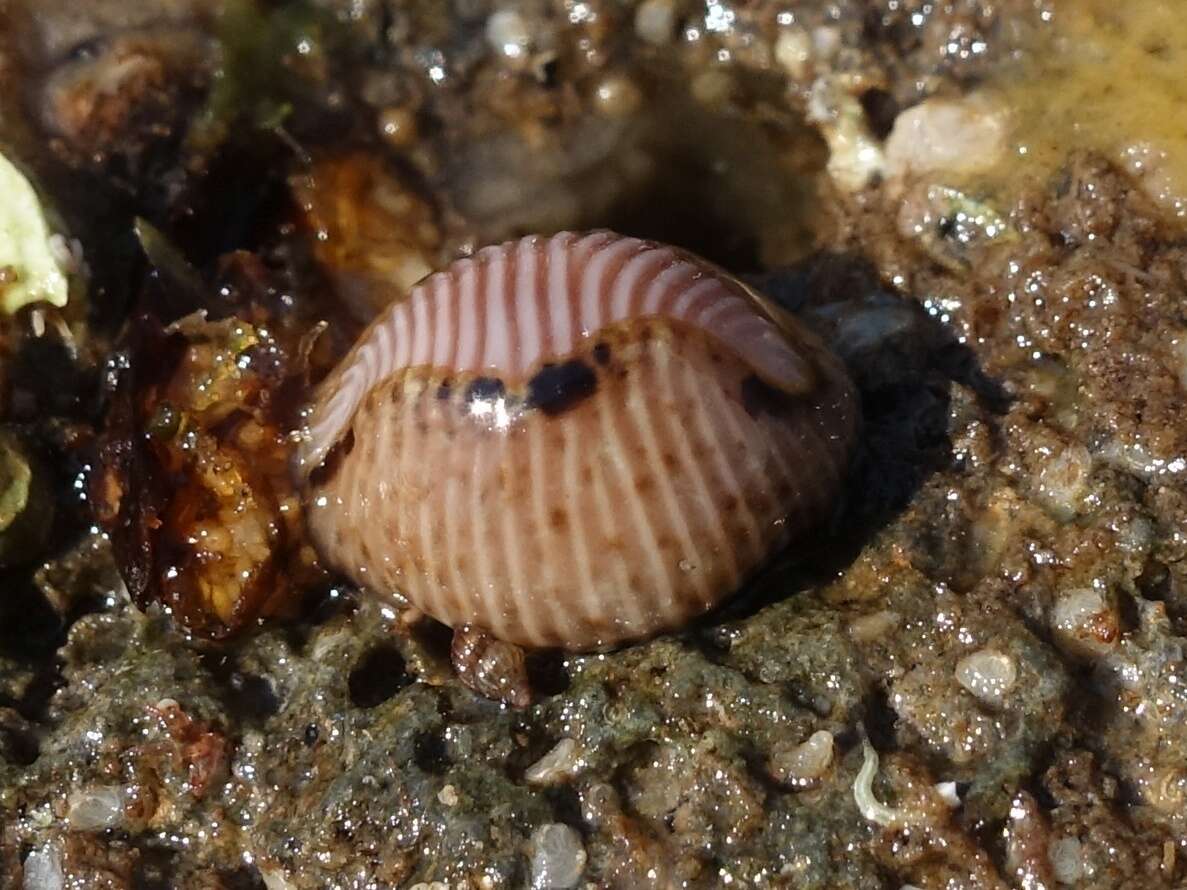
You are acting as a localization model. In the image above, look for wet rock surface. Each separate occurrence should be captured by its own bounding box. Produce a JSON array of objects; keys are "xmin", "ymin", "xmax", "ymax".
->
[{"xmin": 1, "ymin": 0, "xmax": 1187, "ymax": 887}]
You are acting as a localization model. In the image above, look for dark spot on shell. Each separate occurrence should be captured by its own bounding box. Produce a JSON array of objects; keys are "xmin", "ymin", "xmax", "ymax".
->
[
  {"xmin": 309, "ymin": 427, "xmax": 355, "ymax": 488},
  {"xmin": 466, "ymin": 376, "xmax": 507, "ymax": 402},
  {"xmin": 438, "ymin": 378, "xmax": 454, "ymax": 400},
  {"xmin": 550, "ymin": 507, "xmax": 569, "ymax": 530},
  {"xmin": 348, "ymin": 644, "xmax": 410, "ymax": 708},
  {"xmin": 741, "ymin": 374, "xmax": 794, "ymax": 418},
  {"xmin": 593, "ymin": 342, "xmax": 612, "ymax": 365},
  {"xmin": 527, "ymin": 359, "xmax": 598, "ymax": 416}
]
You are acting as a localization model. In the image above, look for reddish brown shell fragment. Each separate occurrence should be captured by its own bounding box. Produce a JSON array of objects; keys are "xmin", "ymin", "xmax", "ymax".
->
[{"xmin": 302, "ymin": 231, "xmax": 858, "ymax": 650}]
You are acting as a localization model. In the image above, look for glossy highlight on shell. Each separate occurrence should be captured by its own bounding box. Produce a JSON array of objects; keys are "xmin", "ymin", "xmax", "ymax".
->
[{"xmin": 299, "ymin": 231, "xmax": 858, "ymax": 650}]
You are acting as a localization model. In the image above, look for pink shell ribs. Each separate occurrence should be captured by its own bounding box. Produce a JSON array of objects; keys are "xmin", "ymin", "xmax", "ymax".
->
[{"xmin": 298, "ymin": 231, "xmax": 857, "ymax": 653}]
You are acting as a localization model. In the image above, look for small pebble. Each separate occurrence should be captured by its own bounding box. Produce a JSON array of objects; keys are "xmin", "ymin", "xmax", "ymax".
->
[
  {"xmin": 1037, "ymin": 444, "xmax": 1092, "ymax": 519},
  {"xmin": 487, "ymin": 10, "xmax": 532, "ymax": 60},
  {"xmin": 774, "ymin": 28, "xmax": 812, "ymax": 79},
  {"xmin": 530, "ymin": 823, "xmax": 587, "ymax": 889},
  {"xmin": 259, "ymin": 867, "xmax": 298, "ymax": 890},
  {"xmin": 887, "ymin": 98, "xmax": 1006, "ymax": 179},
  {"xmin": 954, "ymin": 649, "xmax": 1017, "ymax": 708},
  {"xmin": 437, "ymin": 784, "xmax": 459, "ymax": 807},
  {"xmin": 934, "ymin": 781, "xmax": 962, "ymax": 808},
  {"xmin": 593, "ymin": 75, "xmax": 643, "ymax": 118},
  {"xmin": 774, "ymin": 730, "xmax": 834, "ymax": 785},
  {"xmin": 525, "ymin": 738, "xmax": 582, "ymax": 785},
  {"xmin": 1051, "ymin": 588, "xmax": 1119, "ymax": 657},
  {"xmin": 1048, "ymin": 836, "xmax": 1084, "ymax": 884},
  {"xmin": 635, "ymin": 0, "xmax": 676, "ymax": 46},
  {"xmin": 378, "ymin": 107, "xmax": 418, "ymax": 148},
  {"xmin": 849, "ymin": 609, "xmax": 901, "ymax": 643},
  {"xmin": 66, "ymin": 784, "xmax": 126, "ymax": 831},
  {"xmin": 690, "ymin": 69, "xmax": 735, "ymax": 108},
  {"xmin": 22, "ymin": 842, "xmax": 63, "ymax": 890},
  {"xmin": 811, "ymin": 26, "xmax": 841, "ymax": 61}
]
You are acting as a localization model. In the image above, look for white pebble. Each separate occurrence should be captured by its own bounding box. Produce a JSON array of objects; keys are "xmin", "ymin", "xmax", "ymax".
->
[
  {"xmin": 934, "ymin": 781, "xmax": 962, "ymax": 808},
  {"xmin": 808, "ymin": 78, "xmax": 885, "ymax": 191},
  {"xmin": 774, "ymin": 29, "xmax": 812, "ymax": 79},
  {"xmin": 530, "ymin": 823, "xmax": 587, "ymax": 889},
  {"xmin": 525, "ymin": 738, "xmax": 583, "ymax": 785},
  {"xmin": 884, "ymin": 96, "xmax": 1008, "ymax": 181},
  {"xmin": 22, "ymin": 842, "xmax": 63, "ymax": 890},
  {"xmin": 487, "ymin": 10, "xmax": 532, "ymax": 60},
  {"xmin": 1037, "ymin": 444, "xmax": 1092, "ymax": 519},
  {"xmin": 1048, "ymin": 836, "xmax": 1085, "ymax": 884},
  {"xmin": 437, "ymin": 784, "xmax": 459, "ymax": 807},
  {"xmin": 954, "ymin": 649, "xmax": 1017, "ymax": 708},
  {"xmin": 811, "ymin": 26, "xmax": 841, "ymax": 61},
  {"xmin": 635, "ymin": 0, "xmax": 676, "ymax": 46},
  {"xmin": 1051, "ymin": 588, "xmax": 1119, "ymax": 657},
  {"xmin": 778, "ymin": 730, "xmax": 835, "ymax": 783},
  {"xmin": 849, "ymin": 610, "xmax": 901, "ymax": 643},
  {"xmin": 66, "ymin": 784, "xmax": 126, "ymax": 831},
  {"xmin": 259, "ymin": 867, "xmax": 298, "ymax": 890}
]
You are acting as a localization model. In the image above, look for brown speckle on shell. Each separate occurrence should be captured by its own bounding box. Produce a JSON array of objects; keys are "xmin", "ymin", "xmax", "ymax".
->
[{"xmin": 300, "ymin": 231, "xmax": 858, "ymax": 651}]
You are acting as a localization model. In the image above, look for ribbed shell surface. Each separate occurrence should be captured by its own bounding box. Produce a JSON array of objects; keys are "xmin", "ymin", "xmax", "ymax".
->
[{"xmin": 301, "ymin": 232, "xmax": 857, "ymax": 649}]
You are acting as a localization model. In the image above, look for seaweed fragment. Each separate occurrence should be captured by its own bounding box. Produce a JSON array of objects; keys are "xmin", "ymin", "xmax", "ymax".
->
[{"xmin": 93, "ymin": 263, "xmax": 329, "ymax": 637}]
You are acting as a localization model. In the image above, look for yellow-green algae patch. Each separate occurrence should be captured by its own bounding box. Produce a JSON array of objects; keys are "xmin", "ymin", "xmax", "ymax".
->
[{"xmin": 985, "ymin": 0, "xmax": 1187, "ymax": 216}]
